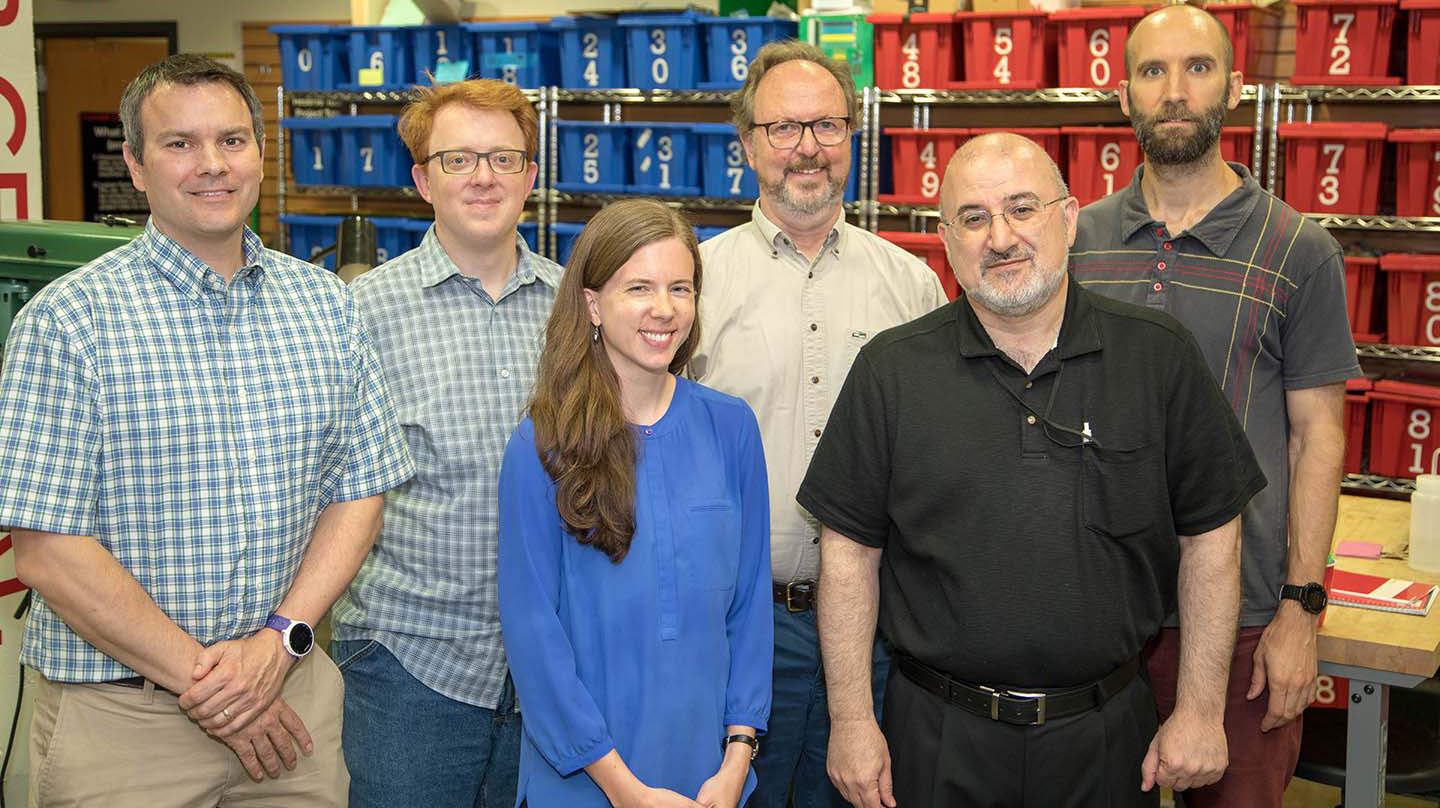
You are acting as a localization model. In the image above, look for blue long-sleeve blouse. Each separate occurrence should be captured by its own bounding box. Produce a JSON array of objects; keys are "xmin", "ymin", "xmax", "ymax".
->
[{"xmin": 498, "ymin": 377, "xmax": 773, "ymax": 807}]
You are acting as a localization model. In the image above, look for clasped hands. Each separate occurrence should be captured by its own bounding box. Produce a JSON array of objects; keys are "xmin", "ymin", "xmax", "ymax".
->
[{"xmin": 176, "ymin": 630, "xmax": 313, "ymax": 781}]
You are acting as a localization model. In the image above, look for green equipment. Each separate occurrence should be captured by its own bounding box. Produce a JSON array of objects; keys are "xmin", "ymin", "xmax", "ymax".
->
[{"xmin": 0, "ymin": 217, "xmax": 145, "ymax": 348}]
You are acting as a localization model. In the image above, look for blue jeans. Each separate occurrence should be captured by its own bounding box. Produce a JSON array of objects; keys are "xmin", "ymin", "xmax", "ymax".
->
[
  {"xmin": 333, "ymin": 639, "xmax": 520, "ymax": 808},
  {"xmin": 747, "ymin": 602, "xmax": 890, "ymax": 808}
]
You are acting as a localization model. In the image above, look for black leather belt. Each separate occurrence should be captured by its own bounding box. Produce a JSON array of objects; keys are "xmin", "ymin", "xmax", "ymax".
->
[
  {"xmin": 773, "ymin": 580, "xmax": 815, "ymax": 612},
  {"xmin": 895, "ymin": 654, "xmax": 1140, "ymax": 726},
  {"xmin": 104, "ymin": 676, "xmax": 173, "ymax": 695}
]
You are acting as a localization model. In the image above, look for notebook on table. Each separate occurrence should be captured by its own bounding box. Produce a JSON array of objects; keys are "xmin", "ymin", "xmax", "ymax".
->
[{"xmin": 1329, "ymin": 569, "xmax": 1439, "ymax": 616}]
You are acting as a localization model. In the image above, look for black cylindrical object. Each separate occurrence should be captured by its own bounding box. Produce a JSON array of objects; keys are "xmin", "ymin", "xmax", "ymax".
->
[{"xmin": 336, "ymin": 215, "xmax": 378, "ymax": 269}]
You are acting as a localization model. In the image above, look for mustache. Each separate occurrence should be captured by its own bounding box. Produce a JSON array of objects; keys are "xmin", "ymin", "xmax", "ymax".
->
[
  {"xmin": 981, "ymin": 247, "xmax": 1034, "ymax": 269},
  {"xmin": 1150, "ymin": 102, "xmax": 1200, "ymax": 122},
  {"xmin": 786, "ymin": 156, "xmax": 829, "ymax": 172}
]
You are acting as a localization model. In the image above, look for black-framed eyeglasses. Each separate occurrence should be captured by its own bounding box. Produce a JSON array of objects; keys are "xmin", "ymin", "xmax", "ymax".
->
[
  {"xmin": 751, "ymin": 116, "xmax": 851, "ymax": 149},
  {"xmin": 940, "ymin": 196, "xmax": 1068, "ymax": 236},
  {"xmin": 420, "ymin": 149, "xmax": 529, "ymax": 175}
]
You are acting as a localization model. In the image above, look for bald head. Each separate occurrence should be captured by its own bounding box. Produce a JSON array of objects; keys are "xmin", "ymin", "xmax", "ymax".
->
[
  {"xmin": 941, "ymin": 133, "xmax": 1067, "ymax": 217},
  {"xmin": 1126, "ymin": 5, "xmax": 1234, "ymax": 77}
]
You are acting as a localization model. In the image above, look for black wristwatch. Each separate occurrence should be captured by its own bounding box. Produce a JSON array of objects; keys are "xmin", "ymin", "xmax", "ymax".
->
[
  {"xmin": 1279, "ymin": 582, "xmax": 1329, "ymax": 615},
  {"xmin": 723, "ymin": 734, "xmax": 759, "ymax": 760}
]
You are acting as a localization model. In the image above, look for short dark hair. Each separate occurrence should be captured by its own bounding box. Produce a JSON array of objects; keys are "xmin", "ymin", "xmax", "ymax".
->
[
  {"xmin": 120, "ymin": 54, "xmax": 265, "ymax": 164},
  {"xmin": 1125, "ymin": 6, "xmax": 1235, "ymax": 78}
]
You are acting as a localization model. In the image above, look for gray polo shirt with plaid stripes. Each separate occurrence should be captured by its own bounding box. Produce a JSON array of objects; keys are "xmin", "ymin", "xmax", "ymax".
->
[{"xmin": 1071, "ymin": 163, "xmax": 1360, "ymax": 626}]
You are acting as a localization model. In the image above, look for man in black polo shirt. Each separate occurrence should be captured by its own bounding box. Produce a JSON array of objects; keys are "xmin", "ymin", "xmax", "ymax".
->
[
  {"xmin": 802, "ymin": 133, "xmax": 1265, "ymax": 808},
  {"xmin": 1070, "ymin": 7, "xmax": 1359, "ymax": 806}
]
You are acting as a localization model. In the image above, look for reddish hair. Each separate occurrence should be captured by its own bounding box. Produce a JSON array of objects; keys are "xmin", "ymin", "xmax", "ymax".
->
[{"xmin": 397, "ymin": 79, "xmax": 538, "ymax": 162}]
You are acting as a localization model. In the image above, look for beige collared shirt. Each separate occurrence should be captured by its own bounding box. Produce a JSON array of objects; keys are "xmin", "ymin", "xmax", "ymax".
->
[{"xmin": 693, "ymin": 205, "xmax": 946, "ymax": 583}]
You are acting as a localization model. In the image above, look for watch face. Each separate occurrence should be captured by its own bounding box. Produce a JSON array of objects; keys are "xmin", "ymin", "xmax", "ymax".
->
[
  {"xmin": 289, "ymin": 622, "xmax": 314, "ymax": 654},
  {"xmin": 1303, "ymin": 584, "xmax": 1328, "ymax": 613}
]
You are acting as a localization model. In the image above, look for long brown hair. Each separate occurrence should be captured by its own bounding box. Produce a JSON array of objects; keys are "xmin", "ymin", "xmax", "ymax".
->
[{"xmin": 529, "ymin": 199, "xmax": 704, "ymax": 562}]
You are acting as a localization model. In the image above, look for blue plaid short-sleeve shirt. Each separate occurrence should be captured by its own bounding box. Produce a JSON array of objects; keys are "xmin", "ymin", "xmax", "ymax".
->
[{"xmin": 0, "ymin": 222, "xmax": 415, "ymax": 683}]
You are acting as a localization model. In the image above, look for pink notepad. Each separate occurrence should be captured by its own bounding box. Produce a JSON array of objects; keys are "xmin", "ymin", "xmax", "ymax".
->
[{"xmin": 1336, "ymin": 541, "xmax": 1383, "ymax": 559}]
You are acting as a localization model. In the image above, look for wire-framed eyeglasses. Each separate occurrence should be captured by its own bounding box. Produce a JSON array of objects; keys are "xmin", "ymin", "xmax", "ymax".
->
[
  {"xmin": 420, "ymin": 149, "xmax": 529, "ymax": 175},
  {"xmin": 751, "ymin": 117, "xmax": 851, "ymax": 149},
  {"xmin": 939, "ymin": 196, "xmax": 1068, "ymax": 236}
]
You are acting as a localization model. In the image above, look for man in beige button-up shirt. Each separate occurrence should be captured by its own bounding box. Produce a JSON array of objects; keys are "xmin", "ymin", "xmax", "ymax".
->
[{"xmin": 690, "ymin": 41, "xmax": 945, "ymax": 808}]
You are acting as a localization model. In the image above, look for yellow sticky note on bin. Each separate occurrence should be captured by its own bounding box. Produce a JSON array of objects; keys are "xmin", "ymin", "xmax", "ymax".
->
[{"xmin": 358, "ymin": 67, "xmax": 385, "ymax": 86}]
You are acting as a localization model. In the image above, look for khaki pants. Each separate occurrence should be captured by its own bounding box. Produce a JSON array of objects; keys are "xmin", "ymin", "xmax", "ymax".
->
[{"xmin": 27, "ymin": 647, "xmax": 348, "ymax": 807}]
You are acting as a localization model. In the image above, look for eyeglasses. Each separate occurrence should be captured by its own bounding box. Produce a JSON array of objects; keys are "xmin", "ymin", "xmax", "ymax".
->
[
  {"xmin": 751, "ymin": 117, "xmax": 851, "ymax": 149},
  {"xmin": 420, "ymin": 149, "xmax": 529, "ymax": 175},
  {"xmin": 939, "ymin": 196, "xmax": 1068, "ymax": 236}
]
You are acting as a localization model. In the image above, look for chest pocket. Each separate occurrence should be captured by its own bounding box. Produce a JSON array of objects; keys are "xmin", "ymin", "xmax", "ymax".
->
[
  {"xmin": 1081, "ymin": 441, "xmax": 1165, "ymax": 540},
  {"xmin": 683, "ymin": 500, "xmax": 740, "ymax": 590}
]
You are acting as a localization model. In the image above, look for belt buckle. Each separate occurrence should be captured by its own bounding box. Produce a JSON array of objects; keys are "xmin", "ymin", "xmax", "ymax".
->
[
  {"xmin": 784, "ymin": 581, "xmax": 807, "ymax": 613},
  {"xmin": 1004, "ymin": 689, "xmax": 1048, "ymax": 726}
]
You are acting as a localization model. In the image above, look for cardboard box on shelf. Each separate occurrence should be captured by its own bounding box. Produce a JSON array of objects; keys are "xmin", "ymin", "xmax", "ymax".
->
[
  {"xmin": 872, "ymin": 0, "xmax": 970, "ymax": 12},
  {"xmin": 971, "ymin": 0, "xmax": 1039, "ymax": 11}
]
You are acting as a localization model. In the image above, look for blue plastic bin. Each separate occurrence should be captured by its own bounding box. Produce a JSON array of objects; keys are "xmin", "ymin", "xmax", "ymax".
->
[
  {"xmin": 844, "ymin": 130, "xmax": 861, "ymax": 202},
  {"xmin": 556, "ymin": 121, "xmax": 630, "ymax": 193},
  {"xmin": 627, "ymin": 123, "xmax": 700, "ymax": 196},
  {"xmin": 412, "ymin": 24, "xmax": 472, "ymax": 84},
  {"xmin": 694, "ymin": 225, "xmax": 731, "ymax": 242},
  {"xmin": 339, "ymin": 26, "xmax": 413, "ymax": 89},
  {"xmin": 337, "ymin": 115, "xmax": 411, "ymax": 187},
  {"xmin": 518, "ymin": 221, "xmax": 539, "ymax": 253},
  {"xmin": 618, "ymin": 13, "xmax": 706, "ymax": 90},
  {"xmin": 551, "ymin": 222, "xmax": 586, "ymax": 266},
  {"xmin": 282, "ymin": 118, "xmax": 344, "ymax": 186},
  {"xmin": 464, "ymin": 22, "xmax": 559, "ymax": 87},
  {"xmin": 552, "ymin": 16, "xmax": 626, "ymax": 89},
  {"xmin": 694, "ymin": 123, "xmax": 756, "ymax": 199},
  {"xmin": 281, "ymin": 214, "xmax": 344, "ymax": 269},
  {"xmin": 272, "ymin": 25, "xmax": 347, "ymax": 91},
  {"xmin": 698, "ymin": 17, "xmax": 797, "ymax": 90},
  {"xmin": 370, "ymin": 216, "xmax": 432, "ymax": 264}
]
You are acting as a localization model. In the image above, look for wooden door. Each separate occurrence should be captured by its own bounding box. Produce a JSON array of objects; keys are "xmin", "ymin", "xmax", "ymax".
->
[{"xmin": 40, "ymin": 36, "xmax": 169, "ymax": 221}]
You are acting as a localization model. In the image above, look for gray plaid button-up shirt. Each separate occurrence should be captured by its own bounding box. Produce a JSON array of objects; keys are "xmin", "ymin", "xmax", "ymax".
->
[{"xmin": 332, "ymin": 226, "xmax": 561, "ymax": 708}]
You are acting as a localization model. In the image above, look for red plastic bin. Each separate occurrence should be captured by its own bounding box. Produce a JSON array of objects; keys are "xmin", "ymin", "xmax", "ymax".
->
[
  {"xmin": 1206, "ymin": 3, "xmax": 1267, "ymax": 77},
  {"xmin": 880, "ymin": 128, "xmax": 969, "ymax": 205},
  {"xmin": 1390, "ymin": 129, "xmax": 1440, "ymax": 218},
  {"xmin": 1277, "ymin": 122, "xmax": 1388, "ymax": 215},
  {"xmin": 878, "ymin": 231, "xmax": 958, "ymax": 300},
  {"xmin": 1220, "ymin": 127, "xmax": 1256, "ymax": 169},
  {"xmin": 871, "ymin": 13, "xmax": 957, "ymax": 90},
  {"xmin": 1052, "ymin": 7, "xmax": 1145, "ymax": 89},
  {"xmin": 1344, "ymin": 377, "xmax": 1373, "ymax": 475},
  {"xmin": 1344, "ymin": 255, "xmax": 1381, "ymax": 338},
  {"xmin": 1292, "ymin": 0, "xmax": 1401, "ymax": 85},
  {"xmin": 970, "ymin": 127, "xmax": 1063, "ymax": 173},
  {"xmin": 1380, "ymin": 252, "xmax": 1440, "ymax": 347},
  {"xmin": 1062, "ymin": 126, "xmax": 1141, "ymax": 207},
  {"xmin": 951, "ymin": 10, "xmax": 1052, "ymax": 89},
  {"xmin": 1403, "ymin": 0, "xmax": 1440, "ymax": 83},
  {"xmin": 1368, "ymin": 379, "xmax": 1440, "ymax": 478}
]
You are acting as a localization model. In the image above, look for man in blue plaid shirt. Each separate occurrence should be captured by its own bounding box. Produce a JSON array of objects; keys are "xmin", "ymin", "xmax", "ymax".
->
[
  {"xmin": 0, "ymin": 55, "xmax": 413, "ymax": 806},
  {"xmin": 329, "ymin": 80, "xmax": 561, "ymax": 808}
]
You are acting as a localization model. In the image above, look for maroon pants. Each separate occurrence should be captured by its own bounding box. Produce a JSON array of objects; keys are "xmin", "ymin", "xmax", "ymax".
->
[{"xmin": 1144, "ymin": 626, "xmax": 1303, "ymax": 808}]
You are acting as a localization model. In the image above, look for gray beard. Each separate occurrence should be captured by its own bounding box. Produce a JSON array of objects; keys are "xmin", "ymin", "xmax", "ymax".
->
[
  {"xmin": 969, "ymin": 254, "xmax": 1068, "ymax": 317},
  {"xmin": 761, "ymin": 172, "xmax": 846, "ymax": 218}
]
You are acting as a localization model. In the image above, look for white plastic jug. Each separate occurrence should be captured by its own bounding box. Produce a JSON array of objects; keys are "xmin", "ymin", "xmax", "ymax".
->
[{"xmin": 1410, "ymin": 474, "xmax": 1440, "ymax": 573}]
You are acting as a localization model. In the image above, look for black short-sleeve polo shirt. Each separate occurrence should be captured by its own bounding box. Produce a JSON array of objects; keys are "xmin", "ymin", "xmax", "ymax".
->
[{"xmin": 797, "ymin": 278, "xmax": 1266, "ymax": 688}]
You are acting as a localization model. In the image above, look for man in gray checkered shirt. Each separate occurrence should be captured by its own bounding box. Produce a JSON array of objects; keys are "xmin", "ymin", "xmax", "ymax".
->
[
  {"xmin": 0, "ymin": 55, "xmax": 414, "ymax": 806},
  {"xmin": 329, "ymin": 79, "xmax": 562, "ymax": 808}
]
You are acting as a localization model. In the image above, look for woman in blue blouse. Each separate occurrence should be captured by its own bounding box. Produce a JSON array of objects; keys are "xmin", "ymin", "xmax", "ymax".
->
[{"xmin": 498, "ymin": 198, "xmax": 773, "ymax": 808}]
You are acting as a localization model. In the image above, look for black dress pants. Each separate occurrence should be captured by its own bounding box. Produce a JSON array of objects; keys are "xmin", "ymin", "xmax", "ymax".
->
[{"xmin": 883, "ymin": 666, "xmax": 1161, "ymax": 808}]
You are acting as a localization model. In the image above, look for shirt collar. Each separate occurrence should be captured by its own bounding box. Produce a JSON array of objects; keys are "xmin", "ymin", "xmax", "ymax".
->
[
  {"xmin": 142, "ymin": 219, "xmax": 267, "ymax": 302},
  {"xmin": 1118, "ymin": 161, "xmax": 1262, "ymax": 256},
  {"xmin": 417, "ymin": 226, "xmax": 543, "ymax": 292},
  {"xmin": 749, "ymin": 203, "xmax": 844, "ymax": 261},
  {"xmin": 952, "ymin": 276, "xmax": 1103, "ymax": 365}
]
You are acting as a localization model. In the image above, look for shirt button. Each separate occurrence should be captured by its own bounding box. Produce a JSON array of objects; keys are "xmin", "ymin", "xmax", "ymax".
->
[
  {"xmin": 1163, "ymin": 242, "xmax": 1173, "ymax": 250},
  {"xmin": 813, "ymin": 428, "xmax": 822, "ymax": 437},
  {"xmin": 811, "ymin": 376, "xmax": 819, "ymax": 384},
  {"xmin": 1154, "ymin": 227, "xmax": 1164, "ymax": 236},
  {"xmin": 500, "ymin": 368, "xmax": 511, "ymax": 378},
  {"xmin": 1026, "ymin": 415, "xmax": 1037, "ymax": 425},
  {"xmin": 812, "ymin": 537, "xmax": 819, "ymax": 544},
  {"xmin": 1156, "ymin": 261, "xmax": 1167, "ymax": 271},
  {"xmin": 1153, "ymin": 282, "xmax": 1163, "ymax": 291},
  {"xmin": 808, "ymin": 271, "xmax": 814, "ymax": 279},
  {"xmin": 1024, "ymin": 381, "xmax": 1033, "ymax": 389},
  {"xmin": 810, "ymin": 323, "xmax": 818, "ymax": 332},
  {"xmin": 644, "ymin": 428, "xmax": 654, "ymax": 435}
]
